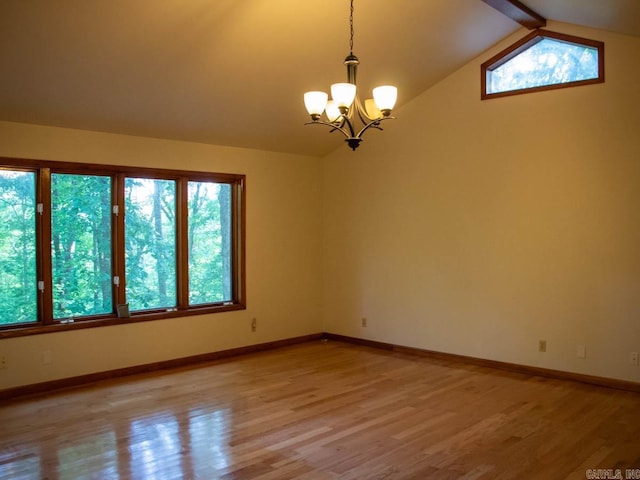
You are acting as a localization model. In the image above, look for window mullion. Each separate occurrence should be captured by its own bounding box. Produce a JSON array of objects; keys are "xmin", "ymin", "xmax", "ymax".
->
[
  {"xmin": 113, "ymin": 174, "xmax": 126, "ymax": 310},
  {"xmin": 37, "ymin": 168, "xmax": 53, "ymax": 325},
  {"xmin": 176, "ymin": 177, "xmax": 189, "ymax": 310},
  {"xmin": 234, "ymin": 178, "xmax": 246, "ymax": 305}
]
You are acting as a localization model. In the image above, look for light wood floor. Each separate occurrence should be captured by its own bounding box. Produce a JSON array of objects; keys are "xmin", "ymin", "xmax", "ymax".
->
[{"xmin": 1, "ymin": 340, "xmax": 639, "ymax": 479}]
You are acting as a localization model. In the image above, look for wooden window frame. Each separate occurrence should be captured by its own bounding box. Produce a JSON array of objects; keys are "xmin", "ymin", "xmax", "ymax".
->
[
  {"xmin": 481, "ymin": 29, "xmax": 604, "ymax": 100},
  {"xmin": 0, "ymin": 157, "xmax": 246, "ymax": 339}
]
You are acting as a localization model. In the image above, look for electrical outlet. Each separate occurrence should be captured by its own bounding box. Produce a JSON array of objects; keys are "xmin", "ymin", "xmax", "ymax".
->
[
  {"xmin": 577, "ymin": 345, "xmax": 586, "ymax": 359},
  {"xmin": 251, "ymin": 318, "xmax": 257, "ymax": 332},
  {"xmin": 42, "ymin": 350, "xmax": 52, "ymax": 365},
  {"xmin": 361, "ymin": 317, "xmax": 367, "ymax": 328},
  {"xmin": 0, "ymin": 355, "xmax": 7, "ymax": 369},
  {"xmin": 538, "ymin": 340, "xmax": 547, "ymax": 353},
  {"xmin": 631, "ymin": 352, "xmax": 639, "ymax": 366}
]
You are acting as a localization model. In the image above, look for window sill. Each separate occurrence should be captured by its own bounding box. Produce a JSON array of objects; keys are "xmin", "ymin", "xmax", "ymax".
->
[{"xmin": 0, "ymin": 303, "xmax": 246, "ymax": 339}]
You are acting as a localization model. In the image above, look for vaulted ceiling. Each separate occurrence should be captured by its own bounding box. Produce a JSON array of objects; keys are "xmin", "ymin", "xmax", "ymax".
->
[{"xmin": 1, "ymin": 0, "xmax": 639, "ymax": 157}]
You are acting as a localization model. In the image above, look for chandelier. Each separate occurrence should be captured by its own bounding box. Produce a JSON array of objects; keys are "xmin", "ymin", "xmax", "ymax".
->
[{"xmin": 303, "ymin": 0, "xmax": 397, "ymax": 151}]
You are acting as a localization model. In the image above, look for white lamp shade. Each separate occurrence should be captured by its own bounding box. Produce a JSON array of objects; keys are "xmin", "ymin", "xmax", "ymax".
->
[
  {"xmin": 331, "ymin": 83, "xmax": 357, "ymax": 108},
  {"xmin": 325, "ymin": 100, "xmax": 341, "ymax": 122},
  {"xmin": 304, "ymin": 91, "xmax": 328, "ymax": 115},
  {"xmin": 364, "ymin": 98, "xmax": 382, "ymax": 119},
  {"xmin": 372, "ymin": 85, "xmax": 397, "ymax": 112}
]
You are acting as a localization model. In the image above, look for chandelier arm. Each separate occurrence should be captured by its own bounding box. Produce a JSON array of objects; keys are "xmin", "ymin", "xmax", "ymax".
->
[
  {"xmin": 342, "ymin": 115, "xmax": 357, "ymax": 138},
  {"xmin": 329, "ymin": 111, "xmax": 352, "ymax": 134},
  {"xmin": 354, "ymin": 116, "xmax": 394, "ymax": 139},
  {"xmin": 353, "ymin": 97, "xmax": 374, "ymax": 125},
  {"xmin": 304, "ymin": 120, "xmax": 351, "ymax": 139}
]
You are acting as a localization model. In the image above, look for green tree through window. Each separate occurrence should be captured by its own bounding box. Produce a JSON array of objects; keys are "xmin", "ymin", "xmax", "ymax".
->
[
  {"xmin": 188, "ymin": 181, "xmax": 232, "ymax": 305},
  {"xmin": 0, "ymin": 169, "xmax": 37, "ymax": 325},
  {"xmin": 125, "ymin": 178, "xmax": 177, "ymax": 311},
  {"xmin": 0, "ymin": 158, "xmax": 245, "ymax": 334},
  {"xmin": 51, "ymin": 173, "xmax": 113, "ymax": 319},
  {"xmin": 482, "ymin": 30, "xmax": 604, "ymax": 99}
]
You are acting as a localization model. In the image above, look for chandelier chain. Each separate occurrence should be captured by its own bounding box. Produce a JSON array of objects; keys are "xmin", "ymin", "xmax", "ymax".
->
[{"xmin": 349, "ymin": 0, "xmax": 354, "ymax": 54}]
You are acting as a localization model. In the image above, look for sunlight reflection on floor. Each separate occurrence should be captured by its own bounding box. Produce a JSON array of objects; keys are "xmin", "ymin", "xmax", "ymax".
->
[{"xmin": 0, "ymin": 407, "xmax": 232, "ymax": 479}]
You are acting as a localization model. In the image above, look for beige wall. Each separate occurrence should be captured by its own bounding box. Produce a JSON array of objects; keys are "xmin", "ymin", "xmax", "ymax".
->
[
  {"xmin": 2, "ymin": 20, "xmax": 639, "ymax": 391},
  {"xmin": 0, "ymin": 122, "xmax": 324, "ymax": 389},
  {"xmin": 322, "ymin": 22, "xmax": 640, "ymax": 383}
]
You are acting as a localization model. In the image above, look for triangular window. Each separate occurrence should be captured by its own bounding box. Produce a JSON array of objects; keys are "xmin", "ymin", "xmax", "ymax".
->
[{"xmin": 481, "ymin": 30, "xmax": 604, "ymax": 99}]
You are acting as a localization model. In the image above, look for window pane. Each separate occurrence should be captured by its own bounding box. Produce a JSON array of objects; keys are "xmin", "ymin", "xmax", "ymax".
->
[
  {"xmin": 188, "ymin": 182, "xmax": 232, "ymax": 305},
  {"xmin": 0, "ymin": 170, "xmax": 37, "ymax": 325},
  {"xmin": 125, "ymin": 178, "xmax": 177, "ymax": 311},
  {"xmin": 488, "ymin": 38, "xmax": 599, "ymax": 94},
  {"xmin": 51, "ymin": 173, "xmax": 112, "ymax": 319}
]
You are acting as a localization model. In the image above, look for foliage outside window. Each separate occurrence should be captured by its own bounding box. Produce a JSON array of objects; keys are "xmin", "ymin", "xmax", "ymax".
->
[
  {"xmin": 0, "ymin": 170, "xmax": 37, "ymax": 325},
  {"xmin": 51, "ymin": 173, "xmax": 113, "ymax": 319},
  {"xmin": 0, "ymin": 159, "xmax": 245, "ymax": 336},
  {"xmin": 124, "ymin": 178, "xmax": 177, "ymax": 312},
  {"xmin": 188, "ymin": 181, "xmax": 232, "ymax": 306},
  {"xmin": 481, "ymin": 29, "xmax": 604, "ymax": 99}
]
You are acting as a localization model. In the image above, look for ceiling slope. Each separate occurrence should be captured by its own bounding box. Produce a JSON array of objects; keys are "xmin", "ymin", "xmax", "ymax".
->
[{"xmin": 0, "ymin": 0, "xmax": 638, "ymax": 157}]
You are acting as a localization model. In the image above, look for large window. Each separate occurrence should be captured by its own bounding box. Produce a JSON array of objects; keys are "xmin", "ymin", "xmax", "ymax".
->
[
  {"xmin": 0, "ymin": 159, "xmax": 245, "ymax": 335},
  {"xmin": 481, "ymin": 30, "xmax": 604, "ymax": 99}
]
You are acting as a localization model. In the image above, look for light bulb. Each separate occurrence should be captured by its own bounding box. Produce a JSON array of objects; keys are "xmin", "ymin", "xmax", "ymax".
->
[
  {"xmin": 372, "ymin": 85, "xmax": 397, "ymax": 115},
  {"xmin": 325, "ymin": 100, "xmax": 341, "ymax": 122},
  {"xmin": 304, "ymin": 91, "xmax": 328, "ymax": 119},
  {"xmin": 331, "ymin": 83, "xmax": 356, "ymax": 109},
  {"xmin": 364, "ymin": 98, "xmax": 382, "ymax": 119}
]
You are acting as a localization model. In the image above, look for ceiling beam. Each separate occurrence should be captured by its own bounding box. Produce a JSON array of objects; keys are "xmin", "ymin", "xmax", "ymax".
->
[{"xmin": 481, "ymin": 0, "xmax": 546, "ymax": 29}]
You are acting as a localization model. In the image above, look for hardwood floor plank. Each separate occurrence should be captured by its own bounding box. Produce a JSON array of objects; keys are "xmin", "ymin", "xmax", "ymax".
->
[{"xmin": 1, "ymin": 340, "xmax": 639, "ymax": 479}]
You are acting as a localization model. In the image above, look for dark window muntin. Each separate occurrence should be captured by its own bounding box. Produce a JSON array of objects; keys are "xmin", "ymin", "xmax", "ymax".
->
[
  {"xmin": 481, "ymin": 29, "xmax": 604, "ymax": 100},
  {"xmin": 0, "ymin": 157, "xmax": 246, "ymax": 338}
]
